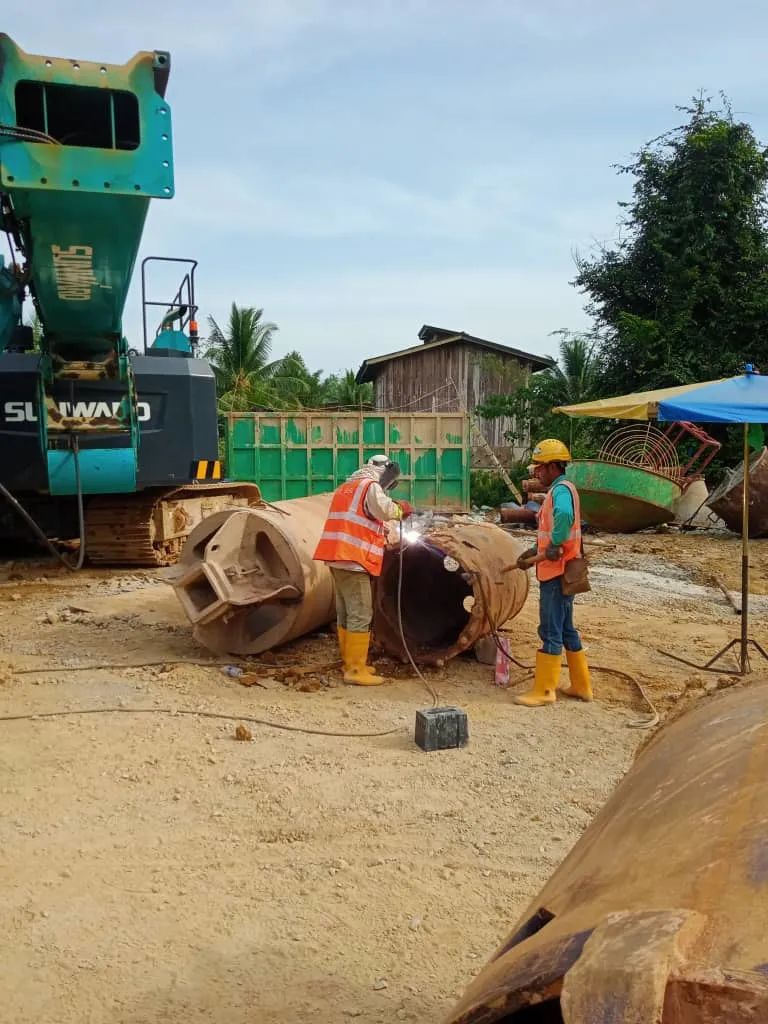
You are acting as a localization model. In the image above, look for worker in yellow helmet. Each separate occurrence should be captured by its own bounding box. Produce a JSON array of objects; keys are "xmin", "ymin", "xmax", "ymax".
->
[{"xmin": 513, "ymin": 438, "xmax": 592, "ymax": 707}]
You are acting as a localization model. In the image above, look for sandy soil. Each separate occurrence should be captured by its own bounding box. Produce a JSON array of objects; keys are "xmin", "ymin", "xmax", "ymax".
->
[{"xmin": 0, "ymin": 530, "xmax": 766, "ymax": 1023}]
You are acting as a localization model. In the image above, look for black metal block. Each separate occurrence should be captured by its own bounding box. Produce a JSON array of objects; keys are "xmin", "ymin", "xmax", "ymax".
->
[{"xmin": 414, "ymin": 706, "xmax": 469, "ymax": 752}]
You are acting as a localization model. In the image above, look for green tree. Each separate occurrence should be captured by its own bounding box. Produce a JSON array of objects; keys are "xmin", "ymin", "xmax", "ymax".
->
[
  {"xmin": 205, "ymin": 303, "xmax": 283, "ymax": 411},
  {"xmin": 272, "ymin": 350, "xmax": 326, "ymax": 408},
  {"xmin": 478, "ymin": 331, "xmax": 601, "ymax": 456},
  {"xmin": 322, "ymin": 369, "xmax": 373, "ymax": 408},
  {"xmin": 574, "ymin": 95, "xmax": 768, "ymax": 394}
]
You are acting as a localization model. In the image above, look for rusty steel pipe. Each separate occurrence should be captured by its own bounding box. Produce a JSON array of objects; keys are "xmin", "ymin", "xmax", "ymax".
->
[
  {"xmin": 500, "ymin": 506, "xmax": 539, "ymax": 526},
  {"xmin": 442, "ymin": 681, "xmax": 768, "ymax": 1024},
  {"xmin": 172, "ymin": 493, "xmax": 335, "ymax": 655},
  {"xmin": 373, "ymin": 522, "xmax": 529, "ymax": 665}
]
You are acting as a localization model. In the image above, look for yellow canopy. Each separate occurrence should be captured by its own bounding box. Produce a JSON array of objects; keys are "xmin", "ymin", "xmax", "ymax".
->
[{"xmin": 553, "ymin": 379, "xmax": 726, "ymax": 421}]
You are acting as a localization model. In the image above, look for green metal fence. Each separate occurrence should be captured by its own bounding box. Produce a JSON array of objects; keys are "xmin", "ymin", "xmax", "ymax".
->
[{"xmin": 225, "ymin": 411, "xmax": 470, "ymax": 510}]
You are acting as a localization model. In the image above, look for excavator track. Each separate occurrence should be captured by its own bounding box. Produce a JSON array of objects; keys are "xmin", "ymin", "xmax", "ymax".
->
[{"xmin": 84, "ymin": 483, "xmax": 264, "ymax": 566}]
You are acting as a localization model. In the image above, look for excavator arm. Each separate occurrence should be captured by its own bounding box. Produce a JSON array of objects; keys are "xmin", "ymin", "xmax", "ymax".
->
[{"xmin": 0, "ymin": 33, "xmax": 173, "ymax": 495}]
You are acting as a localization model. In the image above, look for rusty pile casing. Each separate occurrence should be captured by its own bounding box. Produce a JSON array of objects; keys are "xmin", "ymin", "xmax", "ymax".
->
[
  {"xmin": 373, "ymin": 521, "xmax": 529, "ymax": 665},
  {"xmin": 443, "ymin": 681, "xmax": 768, "ymax": 1024},
  {"xmin": 708, "ymin": 447, "xmax": 768, "ymax": 538},
  {"xmin": 172, "ymin": 493, "xmax": 335, "ymax": 655},
  {"xmin": 500, "ymin": 506, "xmax": 538, "ymax": 525}
]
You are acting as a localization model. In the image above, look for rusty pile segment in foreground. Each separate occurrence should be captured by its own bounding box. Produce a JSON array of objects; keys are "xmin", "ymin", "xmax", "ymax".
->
[{"xmin": 443, "ymin": 680, "xmax": 768, "ymax": 1024}]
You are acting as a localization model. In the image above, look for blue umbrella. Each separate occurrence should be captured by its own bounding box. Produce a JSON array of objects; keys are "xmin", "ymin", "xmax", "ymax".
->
[
  {"xmin": 658, "ymin": 366, "xmax": 768, "ymax": 424},
  {"xmin": 655, "ymin": 366, "xmax": 768, "ymax": 671},
  {"xmin": 557, "ymin": 365, "xmax": 768, "ymax": 674},
  {"xmin": 657, "ymin": 365, "xmax": 768, "ymax": 674}
]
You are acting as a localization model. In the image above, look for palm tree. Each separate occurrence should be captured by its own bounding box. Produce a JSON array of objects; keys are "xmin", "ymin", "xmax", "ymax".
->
[
  {"xmin": 545, "ymin": 331, "xmax": 598, "ymax": 407},
  {"xmin": 324, "ymin": 369, "xmax": 374, "ymax": 408},
  {"xmin": 535, "ymin": 331, "xmax": 599, "ymax": 451},
  {"xmin": 273, "ymin": 350, "xmax": 326, "ymax": 408},
  {"xmin": 205, "ymin": 304, "xmax": 282, "ymax": 411}
]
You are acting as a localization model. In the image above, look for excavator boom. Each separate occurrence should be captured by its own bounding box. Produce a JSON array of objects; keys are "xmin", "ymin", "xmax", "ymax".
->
[{"xmin": 0, "ymin": 36, "xmax": 259, "ymax": 564}]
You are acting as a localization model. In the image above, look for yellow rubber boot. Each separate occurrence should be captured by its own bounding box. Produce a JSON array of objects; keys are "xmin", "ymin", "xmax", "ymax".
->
[
  {"xmin": 339, "ymin": 625, "xmax": 377, "ymax": 674},
  {"xmin": 513, "ymin": 651, "xmax": 560, "ymax": 707},
  {"xmin": 562, "ymin": 649, "xmax": 593, "ymax": 702},
  {"xmin": 337, "ymin": 626, "xmax": 347, "ymax": 663},
  {"xmin": 344, "ymin": 631, "xmax": 385, "ymax": 686}
]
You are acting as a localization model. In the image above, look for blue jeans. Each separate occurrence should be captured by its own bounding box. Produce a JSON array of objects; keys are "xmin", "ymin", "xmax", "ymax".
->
[{"xmin": 538, "ymin": 577, "xmax": 582, "ymax": 655}]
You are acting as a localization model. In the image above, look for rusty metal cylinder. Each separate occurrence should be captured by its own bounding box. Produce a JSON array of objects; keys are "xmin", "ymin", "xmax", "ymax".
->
[
  {"xmin": 172, "ymin": 493, "xmax": 335, "ymax": 655},
  {"xmin": 443, "ymin": 682, "xmax": 768, "ymax": 1024},
  {"xmin": 373, "ymin": 522, "xmax": 529, "ymax": 665},
  {"xmin": 499, "ymin": 506, "xmax": 538, "ymax": 525}
]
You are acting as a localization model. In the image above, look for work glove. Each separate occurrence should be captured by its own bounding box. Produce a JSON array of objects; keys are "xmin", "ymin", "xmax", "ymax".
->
[
  {"xmin": 515, "ymin": 546, "xmax": 538, "ymax": 571},
  {"xmin": 397, "ymin": 499, "xmax": 415, "ymax": 518},
  {"xmin": 545, "ymin": 544, "xmax": 563, "ymax": 561}
]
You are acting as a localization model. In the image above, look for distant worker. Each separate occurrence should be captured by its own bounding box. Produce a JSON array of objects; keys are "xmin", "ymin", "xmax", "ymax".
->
[
  {"xmin": 314, "ymin": 455, "xmax": 413, "ymax": 686},
  {"xmin": 512, "ymin": 438, "xmax": 592, "ymax": 707}
]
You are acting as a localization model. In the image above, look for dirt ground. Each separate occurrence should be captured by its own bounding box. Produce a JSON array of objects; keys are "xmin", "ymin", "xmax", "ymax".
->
[{"xmin": 1, "ymin": 529, "xmax": 766, "ymax": 1023}]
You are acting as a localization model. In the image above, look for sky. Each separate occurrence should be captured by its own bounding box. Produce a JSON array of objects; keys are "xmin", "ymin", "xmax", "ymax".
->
[{"xmin": 6, "ymin": 1, "xmax": 768, "ymax": 374}]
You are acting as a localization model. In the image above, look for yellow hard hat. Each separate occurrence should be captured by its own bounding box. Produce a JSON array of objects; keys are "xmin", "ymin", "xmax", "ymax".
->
[{"xmin": 531, "ymin": 438, "xmax": 572, "ymax": 464}]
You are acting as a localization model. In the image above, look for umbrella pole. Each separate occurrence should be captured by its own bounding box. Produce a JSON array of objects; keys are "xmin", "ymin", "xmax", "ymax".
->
[
  {"xmin": 659, "ymin": 419, "xmax": 768, "ymax": 675},
  {"xmin": 741, "ymin": 423, "xmax": 750, "ymax": 674}
]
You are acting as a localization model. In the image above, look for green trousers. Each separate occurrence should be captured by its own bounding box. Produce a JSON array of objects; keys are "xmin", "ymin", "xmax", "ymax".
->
[{"xmin": 330, "ymin": 567, "xmax": 374, "ymax": 633}]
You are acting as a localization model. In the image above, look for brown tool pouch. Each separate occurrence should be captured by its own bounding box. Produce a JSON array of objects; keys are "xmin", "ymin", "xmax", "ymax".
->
[{"xmin": 561, "ymin": 550, "xmax": 591, "ymax": 597}]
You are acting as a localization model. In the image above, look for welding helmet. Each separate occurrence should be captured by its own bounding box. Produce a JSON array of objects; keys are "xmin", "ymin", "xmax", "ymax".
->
[{"xmin": 379, "ymin": 460, "xmax": 401, "ymax": 491}]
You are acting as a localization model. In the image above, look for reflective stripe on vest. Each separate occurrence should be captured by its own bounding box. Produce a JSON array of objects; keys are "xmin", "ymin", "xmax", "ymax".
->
[
  {"xmin": 313, "ymin": 477, "xmax": 387, "ymax": 576},
  {"xmin": 536, "ymin": 480, "xmax": 581, "ymax": 582}
]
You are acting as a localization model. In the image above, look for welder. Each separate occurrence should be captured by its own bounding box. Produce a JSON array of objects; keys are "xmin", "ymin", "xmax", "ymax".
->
[
  {"xmin": 513, "ymin": 439, "xmax": 592, "ymax": 707},
  {"xmin": 314, "ymin": 455, "xmax": 413, "ymax": 685}
]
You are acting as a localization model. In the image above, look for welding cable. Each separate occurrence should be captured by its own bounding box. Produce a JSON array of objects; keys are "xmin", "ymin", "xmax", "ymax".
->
[
  {"xmin": 472, "ymin": 571, "xmax": 533, "ymax": 669},
  {"xmin": 0, "ymin": 436, "xmax": 85, "ymax": 571},
  {"xmin": 396, "ymin": 520, "xmax": 440, "ymax": 706},
  {"xmin": 0, "ymin": 705, "xmax": 401, "ymax": 738},
  {"xmin": 473, "ymin": 568, "xmax": 658, "ymax": 728}
]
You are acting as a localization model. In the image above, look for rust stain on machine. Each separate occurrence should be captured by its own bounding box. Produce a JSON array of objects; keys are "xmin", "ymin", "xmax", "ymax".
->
[
  {"xmin": 172, "ymin": 493, "xmax": 335, "ymax": 655},
  {"xmin": 373, "ymin": 520, "xmax": 529, "ymax": 665},
  {"xmin": 442, "ymin": 681, "xmax": 768, "ymax": 1024}
]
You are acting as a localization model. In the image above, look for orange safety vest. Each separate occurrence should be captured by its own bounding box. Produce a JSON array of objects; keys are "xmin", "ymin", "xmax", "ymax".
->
[
  {"xmin": 313, "ymin": 477, "xmax": 388, "ymax": 576},
  {"xmin": 536, "ymin": 479, "xmax": 581, "ymax": 582}
]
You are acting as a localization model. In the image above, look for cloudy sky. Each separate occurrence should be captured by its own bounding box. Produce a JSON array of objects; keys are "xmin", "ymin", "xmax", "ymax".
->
[{"xmin": 6, "ymin": 1, "xmax": 768, "ymax": 373}]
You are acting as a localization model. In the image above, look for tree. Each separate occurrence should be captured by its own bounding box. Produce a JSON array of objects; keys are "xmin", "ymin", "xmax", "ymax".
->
[
  {"xmin": 322, "ymin": 369, "xmax": 373, "ymax": 408},
  {"xmin": 205, "ymin": 303, "xmax": 283, "ymax": 411},
  {"xmin": 478, "ymin": 331, "xmax": 600, "ymax": 456},
  {"xmin": 574, "ymin": 95, "xmax": 768, "ymax": 395},
  {"xmin": 204, "ymin": 303, "xmax": 374, "ymax": 412},
  {"xmin": 272, "ymin": 350, "xmax": 326, "ymax": 408}
]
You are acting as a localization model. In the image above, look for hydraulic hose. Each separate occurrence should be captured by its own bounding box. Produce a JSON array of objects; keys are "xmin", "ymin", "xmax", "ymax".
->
[{"xmin": 0, "ymin": 435, "xmax": 86, "ymax": 571}]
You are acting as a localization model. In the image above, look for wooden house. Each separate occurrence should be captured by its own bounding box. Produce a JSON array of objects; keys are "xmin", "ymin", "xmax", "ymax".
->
[{"xmin": 356, "ymin": 325, "xmax": 554, "ymax": 463}]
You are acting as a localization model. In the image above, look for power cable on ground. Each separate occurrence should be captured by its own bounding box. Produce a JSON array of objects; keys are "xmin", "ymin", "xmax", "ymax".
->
[{"xmin": 0, "ymin": 705, "xmax": 401, "ymax": 738}]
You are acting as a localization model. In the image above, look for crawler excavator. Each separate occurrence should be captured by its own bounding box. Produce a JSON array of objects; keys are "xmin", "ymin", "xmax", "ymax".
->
[{"xmin": 0, "ymin": 34, "xmax": 259, "ymax": 565}]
